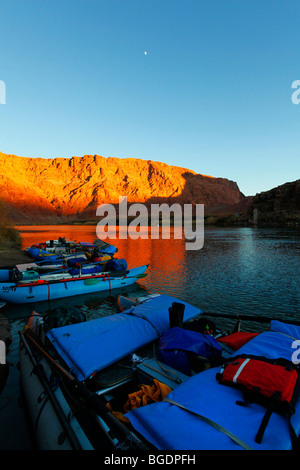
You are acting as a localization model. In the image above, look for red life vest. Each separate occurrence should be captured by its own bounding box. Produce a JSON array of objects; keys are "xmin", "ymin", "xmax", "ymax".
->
[
  {"xmin": 217, "ymin": 355, "xmax": 300, "ymax": 447},
  {"xmin": 219, "ymin": 357, "xmax": 298, "ymax": 403}
]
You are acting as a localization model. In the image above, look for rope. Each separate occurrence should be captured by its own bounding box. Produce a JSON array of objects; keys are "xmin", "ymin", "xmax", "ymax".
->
[
  {"xmin": 123, "ymin": 309, "xmax": 161, "ymax": 338},
  {"xmin": 106, "ymin": 274, "xmax": 111, "ymax": 294},
  {"xmin": 163, "ymin": 398, "xmax": 253, "ymax": 450},
  {"xmin": 48, "ymin": 284, "xmax": 51, "ymax": 313}
]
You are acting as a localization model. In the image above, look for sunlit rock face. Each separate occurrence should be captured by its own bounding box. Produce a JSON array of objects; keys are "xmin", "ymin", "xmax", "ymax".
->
[{"xmin": 0, "ymin": 151, "xmax": 244, "ymax": 223}]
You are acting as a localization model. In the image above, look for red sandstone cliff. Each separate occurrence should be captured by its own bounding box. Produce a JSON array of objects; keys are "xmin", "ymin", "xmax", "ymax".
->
[{"xmin": 0, "ymin": 151, "xmax": 245, "ymax": 223}]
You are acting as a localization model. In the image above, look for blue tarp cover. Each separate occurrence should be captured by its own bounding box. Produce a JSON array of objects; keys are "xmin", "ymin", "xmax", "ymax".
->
[
  {"xmin": 127, "ymin": 321, "xmax": 300, "ymax": 450},
  {"xmin": 46, "ymin": 295, "xmax": 201, "ymax": 381}
]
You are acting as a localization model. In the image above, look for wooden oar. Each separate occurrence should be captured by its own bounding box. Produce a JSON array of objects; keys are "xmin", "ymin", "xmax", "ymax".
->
[
  {"xmin": 19, "ymin": 331, "xmax": 82, "ymax": 449},
  {"xmin": 126, "ymin": 273, "xmax": 148, "ymax": 279},
  {"xmin": 20, "ymin": 328, "xmax": 150, "ymax": 450}
]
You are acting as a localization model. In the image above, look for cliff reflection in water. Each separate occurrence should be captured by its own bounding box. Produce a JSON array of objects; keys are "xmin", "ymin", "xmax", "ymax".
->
[{"xmin": 15, "ymin": 225, "xmax": 300, "ymax": 325}]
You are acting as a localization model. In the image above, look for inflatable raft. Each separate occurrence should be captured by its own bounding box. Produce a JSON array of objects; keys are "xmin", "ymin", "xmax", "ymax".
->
[
  {"xmin": 19, "ymin": 294, "xmax": 201, "ymax": 449},
  {"xmin": 27, "ymin": 239, "xmax": 117, "ymax": 261},
  {"xmin": 0, "ymin": 264, "xmax": 147, "ymax": 304},
  {"xmin": 19, "ymin": 293, "xmax": 300, "ymax": 450}
]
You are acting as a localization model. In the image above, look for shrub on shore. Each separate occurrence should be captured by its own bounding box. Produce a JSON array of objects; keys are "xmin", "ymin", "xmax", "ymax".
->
[{"xmin": 0, "ymin": 200, "xmax": 21, "ymax": 248}]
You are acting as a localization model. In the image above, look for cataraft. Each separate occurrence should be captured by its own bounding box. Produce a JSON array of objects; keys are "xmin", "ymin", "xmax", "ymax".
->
[
  {"xmin": 0, "ymin": 260, "xmax": 147, "ymax": 304},
  {"xmin": 26, "ymin": 238, "xmax": 118, "ymax": 261},
  {"xmin": 0, "ymin": 253, "xmax": 90, "ymax": 281},
  {"xmin": 0, "ymin": 249, "xmax": 114, "ymax": 281},
  {"xmin": 0, "ymin": 237, "xmax": 119, "ymax": 283},
  {"xmin": 19, "ymin": 293, "xmax": 300, "ymax": 450},
  {"xmin": 25, "ymin": 237, "xmax": 118, "ymax": 264}
]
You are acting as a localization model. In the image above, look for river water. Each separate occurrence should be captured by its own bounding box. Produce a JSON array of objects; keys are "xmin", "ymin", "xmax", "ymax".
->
[{"xmin": 0, "ymin": 225, "xmax": 299, "ymax": 449}]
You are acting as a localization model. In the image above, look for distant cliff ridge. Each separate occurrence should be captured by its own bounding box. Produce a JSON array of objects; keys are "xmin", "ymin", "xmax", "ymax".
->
[
  {"xmin": 251, "ymin": 180, "xmax": 300, "ymax": 226},
  {"xmin": 0, "ymin": 152, "xmax": 245, "ymax": 224}
]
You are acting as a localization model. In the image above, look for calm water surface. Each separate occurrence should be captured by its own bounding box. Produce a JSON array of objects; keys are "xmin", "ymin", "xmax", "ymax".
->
[{"xmin": 0, "ymin": 225, "xmax": 299, "ymax": 449}]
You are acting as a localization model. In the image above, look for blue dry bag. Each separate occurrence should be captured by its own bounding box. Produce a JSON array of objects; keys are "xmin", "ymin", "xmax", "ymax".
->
[{"xmin": 158, "ymin": 327, "xmax": 222, "ymax": 375}]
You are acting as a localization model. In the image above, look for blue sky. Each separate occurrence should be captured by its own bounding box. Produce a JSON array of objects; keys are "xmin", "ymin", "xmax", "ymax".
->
[{"xmin": 0, "ymin": 0, "xmax": 299, "ymax": 196}]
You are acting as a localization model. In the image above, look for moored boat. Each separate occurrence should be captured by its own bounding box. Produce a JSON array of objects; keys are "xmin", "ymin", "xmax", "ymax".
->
[
  {"xmin": 19, "ymin": 294, "xmax": 202, "ymax": 449},
  {"xmin": 26, "ymin": 238, "xmax": 117, "ymax": 261},
  {"xmin": 19, "ymin": 294, "xmax": 300, "ymax": 450},
  {"xmin": 0, "ymin": 263, "xmax": 147, "ymax": 304},
  {"xmin": 0, "ymin": 250, "xmax": 114, "ymax": 282}
]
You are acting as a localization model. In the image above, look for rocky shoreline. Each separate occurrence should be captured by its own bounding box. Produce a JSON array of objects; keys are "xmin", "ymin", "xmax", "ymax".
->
[{"xmin": 0, "ymin": 245, "xmax": 33, "ymax": 267}]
